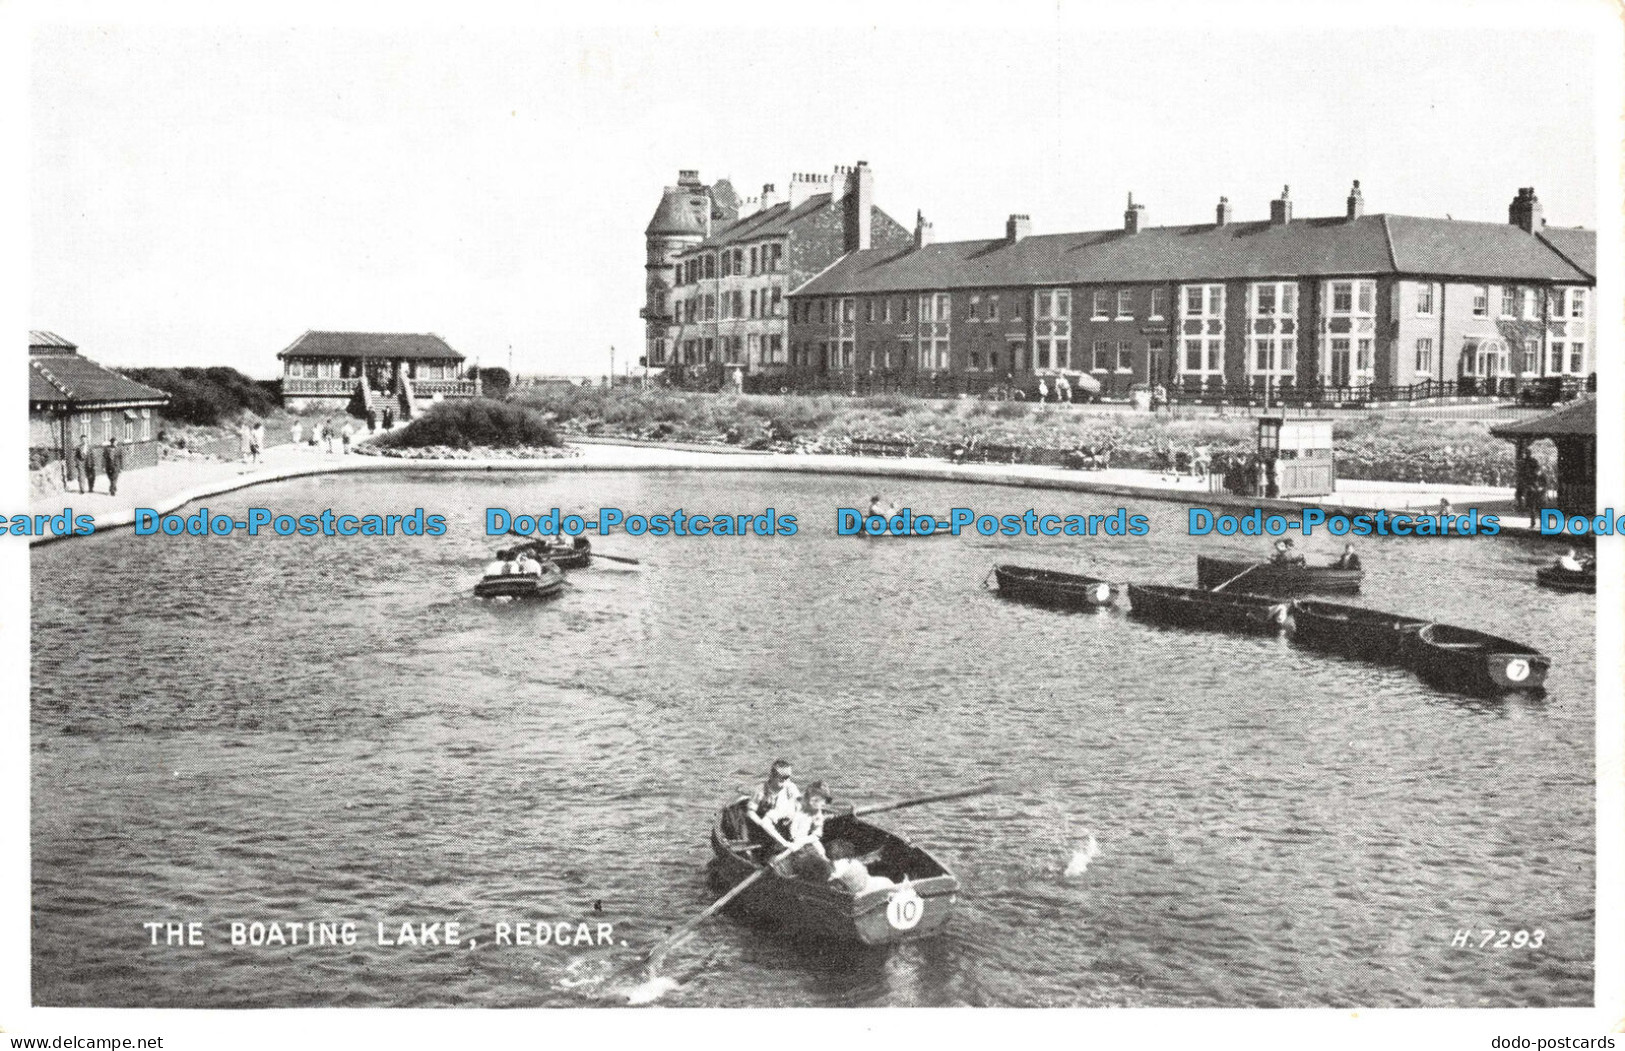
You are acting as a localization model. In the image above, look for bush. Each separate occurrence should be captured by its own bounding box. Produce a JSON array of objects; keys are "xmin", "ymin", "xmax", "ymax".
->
[
  {"xmin": 374, "ymin": 398, "xmax": 559, "ymax": 450},
  {"xmin": 122, "ymin": 366, "xmax": 279, "ymax": 426}
]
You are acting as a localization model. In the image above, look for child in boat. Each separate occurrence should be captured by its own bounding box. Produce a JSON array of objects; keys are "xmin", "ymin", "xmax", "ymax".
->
[
  {"xmin": 776, "ymin": 782, "xmax": 834, "ymax": 880},
  {"xmin": 747, "ymin": 759, "xmax": 801, "ymax": 856}
]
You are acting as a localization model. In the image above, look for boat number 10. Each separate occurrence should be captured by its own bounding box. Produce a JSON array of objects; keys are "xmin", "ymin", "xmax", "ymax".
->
[{"xmin": 886, "ymin": 886, "xmax": 924, "ymax": 931}]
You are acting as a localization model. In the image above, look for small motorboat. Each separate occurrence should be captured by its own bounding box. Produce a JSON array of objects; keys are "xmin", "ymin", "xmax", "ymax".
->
[
  {"xmin": 1535, "ymin": 562, "xmax": 1594, "ymax": 594},
  {"xmin": 707, "ymin": 799, "xmax": 959, "ymax": 946},
  {"xmin": 1126, "ymin": 583, "xmax": 1290, "ymax": 634},
  {"xmin": 1195, "ymin": 554, "xmax": 1364, "ymax": 595},
  {"xmin": 990, "ymin": 564, "xmax": 1115, "ymax": 609},
  {"xmin": 1404, "ymin": 623, "xmax": 1550, "ymax": 695},
  {"xmin": 1291, "ymin": 600, "xmax": 1430, "ymax": 663},
  {"xmin": 474, "ymin": 561, "xmax": 566, "ymax": 600}
]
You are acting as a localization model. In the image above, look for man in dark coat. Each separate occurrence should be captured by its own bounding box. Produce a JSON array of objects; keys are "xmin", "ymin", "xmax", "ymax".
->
[{"xmin": 102, "ymin": 437, "xmax": 124, "ymax": 497}]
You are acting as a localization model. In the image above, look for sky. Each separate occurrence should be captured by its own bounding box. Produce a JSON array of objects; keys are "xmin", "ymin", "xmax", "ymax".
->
[{"xmin": 25, "ymin": 5, "xmax": 1605, "ymax": 379}]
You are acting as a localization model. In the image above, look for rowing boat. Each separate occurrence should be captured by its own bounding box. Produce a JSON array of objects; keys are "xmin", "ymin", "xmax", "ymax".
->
[
  {"xmin": 1535, "ymin": 563, "xmax": 1594, "ymax": 594},
  {"xmin": 502, "ymin": 536, "xmax": 592, "ymax": 569},
  {"xmin": 1126, "ymin": 583, "xmax": 1290, "ymax": 634},
  {"xmin": 991, "ymin": 564, "xmax": 1116, "ymax": 609},
  {"xmin": 1195, "ymin": 555, "xmax": 1364, "ymax": 595},
  {"xmin": 1404, "ymin": 623, "xmax": 1550, "ymax": 695},
  {"xmin": 473, "ymin": 561, "xmax": 566, "ymax": 600},
  {"xmin": 1291, "ymin": 600, "xmax": 1430, "ymax": 662},
  {"xmin": 707, "ymin": 799, "xmax": 959, "ymax": 946}
]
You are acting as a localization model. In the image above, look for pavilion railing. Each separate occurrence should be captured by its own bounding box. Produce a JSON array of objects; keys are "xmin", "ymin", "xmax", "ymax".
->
[{"xmin": 281, "ymin": 377, "xmax": 360, "ymax": 396}]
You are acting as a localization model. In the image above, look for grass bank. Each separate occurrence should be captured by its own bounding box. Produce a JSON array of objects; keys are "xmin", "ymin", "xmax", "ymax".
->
[{"xmin": 509, "ymin": 386, "xmax": 1534, "ymax": 487}]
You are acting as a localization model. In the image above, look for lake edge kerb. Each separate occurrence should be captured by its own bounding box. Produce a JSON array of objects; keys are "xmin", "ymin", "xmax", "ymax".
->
[{"xmin": 26, "ymin": 446, "xmax": 1556, "ymax": 547}]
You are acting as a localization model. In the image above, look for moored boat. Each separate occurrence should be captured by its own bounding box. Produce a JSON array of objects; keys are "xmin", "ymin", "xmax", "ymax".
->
[
  {"xmin": 1126, "ymin": 583, "xmax": 1290, "ymax": 634},
  {"xmin": 1535, "ymin": 563, "xmax": 1594, "ymax": 594},
  {"xmin": 1404, "ymin": 623, "xmax": 1550, "ymax": 695},
  {"xmin": 707, "ymin": 799, "xmax": 959, "ymax": 946},
  {"xmin": 474, "ymin": 561, "xmax": 566, "ymax": 600},
  {"xmin": 1195, "ymin": 554, "xmax": 1364, "ymax": 595},
  {"xmin": 991, "ymin": 564, "xmax": 1115, "ymax": 609},
  {"xmin": 1291, "ymin": 600, "xmax": 1430, "ymax": 662}
]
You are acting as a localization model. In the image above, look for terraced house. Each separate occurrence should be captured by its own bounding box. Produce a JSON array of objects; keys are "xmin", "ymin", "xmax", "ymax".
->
[
  {"xmin": 784, "ymin": 184, "xmax": 1595, "ymax": 402},
  {"xmin": 642, "ymin": 162, "xmax": 912, "ymax": 385}
]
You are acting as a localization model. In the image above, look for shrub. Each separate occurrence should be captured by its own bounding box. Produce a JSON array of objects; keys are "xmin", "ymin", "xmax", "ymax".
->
[
  {"xmin": 122, "ymin": 366, "xmax": 279, "ymax": 426},
  {"xmin": 375, "ymin": 398, "xmax": 559, "ymax": 450}
]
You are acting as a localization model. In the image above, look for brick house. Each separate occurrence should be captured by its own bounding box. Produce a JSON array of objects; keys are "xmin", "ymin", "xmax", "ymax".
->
[
  {"xmin": 643, "ymin": 162, "xmax": 912, "ymax": 385},
  {"xmin": 28, "ymin": 331, "xmax": 169, "ymax": 476},
  {"xmin": 784, "ymin": 184, "xmax": 1594, "ymax": 401}
]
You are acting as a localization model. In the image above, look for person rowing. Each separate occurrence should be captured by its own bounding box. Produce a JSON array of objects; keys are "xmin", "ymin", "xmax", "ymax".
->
[
  {"xmin": 867, "ymin": 495, "xmax": 897, "ymax": 519},
  {"xmin": 1333, "ymin": 543, "xmax": 1362, "ymax": 571},
  {"xmin": 746, "ymin": 759, "xmax": 801, "ymax": 857},
  {"xmin": 1270, "ymin": 537, "xmax": 1306, "ymax": 566}
]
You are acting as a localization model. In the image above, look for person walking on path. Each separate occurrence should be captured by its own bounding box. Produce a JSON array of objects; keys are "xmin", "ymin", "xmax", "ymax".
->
[
  {"xmin": 250, "ymin": 421, "xmax": 265, "ymax": 464},
  {"xmin": 101, "ymin": 437, "xmax": 124, "ymax": 497},
  {"xmin": 290, "ymin": 420, "xmax": 303, "ymax": 447},
  {"xmin": 73, "ymin": 434, "xmax": 96, "ymax": 494},
  {"xmin": 237, "ymin": 421, "xmax": 252, "ymax": 463},
  {"xmin": 320, "ymin": 420, "xmax": 334, "ymax": 454},
  {"xmin": 1054, "ymin": 373, "xmax": 1072, "ymax": 404},
  {"xmin": 341, "ymin": 421, "xmax": 355, "ymax": 454}
]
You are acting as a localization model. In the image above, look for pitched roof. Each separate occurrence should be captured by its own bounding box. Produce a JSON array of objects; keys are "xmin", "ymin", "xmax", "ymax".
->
[
  {"xmin": 1384, "ymin": 216, "xmax": 1593, "ymax": 281},
  {"xmin": 687, "ymin": 194, "xmax": 833, "ymax": 250},
  {"xmin": 645, "ymin": 186, "xmax": 711, "ymax": 237},
  {"xmin": 1536, "ymin": 227, "xmax": 1596, "ymax": 279},
  {"xmin": 792, "ymin": 213, "xmax": 1594, "ymax": 296},
  {"xmin": 29, "ymin": 353, "xmax": 169, "ymax": 407},
  {"xmin": 277, "ymin": 331, "xmax": 463, "ymax": 361},
  {"xmin": 29, "ymin": 330, "xmax": 77, "ymax": 352},
  {"xmin": 1489, "ymin": 397, "xmax": 1595, "ymax": 439}
]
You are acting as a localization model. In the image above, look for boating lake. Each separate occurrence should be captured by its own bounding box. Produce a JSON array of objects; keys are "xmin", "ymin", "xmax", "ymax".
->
[{"xmin": 31, "ymin": 470, "xmax": 1595, "ymax": 1008}]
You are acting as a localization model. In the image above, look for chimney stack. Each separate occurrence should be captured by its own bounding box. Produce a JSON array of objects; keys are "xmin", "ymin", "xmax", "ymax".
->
[
  {"xmin": 1269, "ymin": 185, "xmax": 1292, "ymax": 225},
  {"xmin": 1006, "ymin": 213, "xmax": 1031, "ymax": 244},
  {"xmin": 843, "ymin": 161, "xmax": 874, "ymax": 253},
  {"xmin": 787, "ymin": 171, "xmax": 830, "ymax": 209},
  {"xmin": 760, "ymin": 183, "xmax": 779, "ymax": 210},
  {"xmin": 1346, "ymin": 180, "xmax": 1364, "ymax": 220},
  {"xmin": 914, "ymin": 210, "xmax": 935, "ymax": 250},
  {"xmin": 1124, "ymin": 192, "xmax": 1145, "ymax": 234},
  {"xmin": 829, "ymin": 164, "xmax": 851, "ymax": 202},
  {"xmin": 677, "ymin": 169, "xmax": 702, "ymax": 188},
  {"xmin": 1509, "ymin": 186, "xmax": 1543, "ymax": 233},
  {"xmin": 1215, "ymin": 196, "xmax": 1232, "ymax": 226}
]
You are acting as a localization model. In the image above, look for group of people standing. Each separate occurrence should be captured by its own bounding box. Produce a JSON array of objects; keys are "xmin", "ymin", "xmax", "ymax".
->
[
  {"xmin": 285, "ymin": 418, "xmax": 355, "ymax": 456},
  {"xmin": 70, "ymin": 435, "xmax": 124, "ymax": 496}
]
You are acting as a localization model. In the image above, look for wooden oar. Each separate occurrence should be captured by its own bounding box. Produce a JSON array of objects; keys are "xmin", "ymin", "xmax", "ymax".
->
[
  {"xmin": 643, "ymin": 844, "xmax": 797, "ymax": 970},
  {"xmin": 847, "ymin": 782, "xmax": 1002, "ymax": 818},
  {"xmin": 1210, "ymin": 562, "xmax": 1262, "ymax": 592},
  {"xmin": 593, "ymin": 552, "xmax": 641, "ymax": 565}
]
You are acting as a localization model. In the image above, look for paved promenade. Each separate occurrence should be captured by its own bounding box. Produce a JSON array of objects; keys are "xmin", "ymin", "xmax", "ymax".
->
[{"xmin": 27, "ymin": 434, "xmax": 1547, "ymax": 546}]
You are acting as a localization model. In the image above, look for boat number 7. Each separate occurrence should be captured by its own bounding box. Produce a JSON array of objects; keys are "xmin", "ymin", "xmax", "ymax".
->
[
  {"xmin": 886, "ymin": 885, "xmax": 924, "ymax": 930},
  {"xmin": 1505, "ymin": 659, "xmax": 1530, "ymax": 683}
]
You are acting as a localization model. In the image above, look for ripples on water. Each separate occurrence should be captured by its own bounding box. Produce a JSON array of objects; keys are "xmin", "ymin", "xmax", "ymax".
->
[{"xmin": 31, "ymin": 471, "xmax": 1594, "ymax": 1007}]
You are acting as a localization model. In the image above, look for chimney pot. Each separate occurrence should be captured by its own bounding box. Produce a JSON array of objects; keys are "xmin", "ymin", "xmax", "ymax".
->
[
  {"xmin": 1509, "ymin": 186, "xmax": 1543, "ymax": 233},
  {"xmin": 1216, "ymin": 196, "xmax": 1233, "ymax": 226},
  {"xmin": 1269, "ymin": 185, "xmax": 1293, "ymax": 226},
  {"xmin": 914, "ymin": 210, "xmax": 935, "ymax": 250},
  {"xmin": 1346, "ymin": 179, "xmax": 1365, "ymax": 220},
  {"xmin": 1124, "ymin": 193, "xmax": 1145, "ymax": 234}
]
